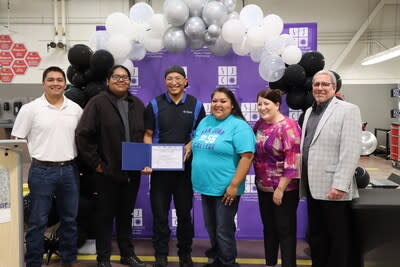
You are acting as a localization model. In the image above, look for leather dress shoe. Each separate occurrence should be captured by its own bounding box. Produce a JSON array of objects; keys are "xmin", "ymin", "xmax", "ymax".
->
[{"xmin": 120, "ymin": 255, "xmax": 146, "ymax": 267}]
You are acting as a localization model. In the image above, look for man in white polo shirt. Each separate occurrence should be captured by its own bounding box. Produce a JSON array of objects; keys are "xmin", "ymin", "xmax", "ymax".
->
[{"xmin": 12, "ymin": 66, "xmax": 83, "ymax": 267}]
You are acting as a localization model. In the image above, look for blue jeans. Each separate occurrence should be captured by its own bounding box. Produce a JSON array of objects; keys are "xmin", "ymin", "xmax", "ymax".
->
[
  {"xmin": 25, "ymin": 161, "xmax": 79, "ymax": 267},
  {"xmin": 202, "ymin": 195, "xmax": 240, "ymax": 267}
]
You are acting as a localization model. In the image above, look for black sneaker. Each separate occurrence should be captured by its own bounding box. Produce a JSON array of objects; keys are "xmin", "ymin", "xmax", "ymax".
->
[
  {"xmin": 153, "ymin": 255, "xmax": 168, "ymax": 267},
  {"xmin": 179, "ymin": 254, "xmax": 193, "ymax": 267},
  {"xmin": 120, "ymin": 255, "xmax": 146, "ymax": 267},
  {"xmin": 97, "ymin": 261, "xmax": 112, "ymax": 267}
]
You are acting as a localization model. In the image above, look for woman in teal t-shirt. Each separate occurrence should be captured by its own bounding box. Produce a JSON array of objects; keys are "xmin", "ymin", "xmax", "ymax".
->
[{"xmin": 192, "ymin": 87, "xmax": 256, "ymax": 267}]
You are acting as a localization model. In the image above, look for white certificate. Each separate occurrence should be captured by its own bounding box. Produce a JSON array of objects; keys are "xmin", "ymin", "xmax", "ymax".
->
[{"xmin": 151, "ymin": 144, "xmax": 184, "ymax": 170}]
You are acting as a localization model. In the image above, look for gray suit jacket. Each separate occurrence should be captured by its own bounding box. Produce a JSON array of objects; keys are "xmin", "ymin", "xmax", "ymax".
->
[{"xmin": 300, "ymin": 97, "xmax": 362, "ymax": 200}]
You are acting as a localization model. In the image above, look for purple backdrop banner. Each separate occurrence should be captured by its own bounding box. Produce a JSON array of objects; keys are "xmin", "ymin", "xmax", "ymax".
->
[{"xmin": 122, "ymin": 23, "xmax": 317, "ymax": 240}]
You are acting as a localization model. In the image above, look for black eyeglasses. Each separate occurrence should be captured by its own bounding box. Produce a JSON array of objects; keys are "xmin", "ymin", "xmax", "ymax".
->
[{"xmin": 111, "ymin": 74, "xmax": 130, "ymax": 81}]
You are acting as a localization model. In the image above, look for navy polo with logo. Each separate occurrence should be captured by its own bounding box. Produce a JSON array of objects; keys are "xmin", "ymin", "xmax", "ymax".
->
[{"xmin": 144, "ymin": 92, "xmax": 205, "ymax": 144}]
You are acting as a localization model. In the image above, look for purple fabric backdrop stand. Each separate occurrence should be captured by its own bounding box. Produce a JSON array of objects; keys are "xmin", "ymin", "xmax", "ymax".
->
[{"xmin": 113, "ymin": 23, "xmax": 317, "ymax": 240}]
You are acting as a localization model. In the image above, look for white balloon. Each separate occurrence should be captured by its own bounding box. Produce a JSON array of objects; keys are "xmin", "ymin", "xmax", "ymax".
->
[
  {"xmin": 129, "ymin": 2, "xmax": 154, "ymax": 25},
  {"xmin": 232, "ymin": 38, "xmax": 250, "ymax": 56},
  {"xmin": 221, "ymin": 19, "xmax": 246, "ymax": 44},
  {"xmin": 239, "ymin": 4, "xmax": 264, "ymax": 29},
  {"xmin": 246, "ymin": 25, "xmax": 265, "ymax": 47},
  {"xmin": 279, "ymin": 33, "xmax": 297, "ymax": 48},
  {"xmin": 249, "ymin": 46, "xmax": 265, "ymax": 63},
  {"xmin": 129, "ymin": 42, "xmax": 147, "ymax": 61},
  {"xmin": 142, "ymin": 33, "xmax": 164, "ymax": 53},
  {"xmin": 258, "ymin": 55, "xmax": 285, "ymax": 82},
  {"xmin": 164, "ymin": 0, "xmax": 189, "ymax": 26},
  {"xmin": 202, "ymin": 1, "xmax": 228, "ymax": 26},
  {"xmin": 264, "ymin": 37, "xmax": 285, "ymax": 56},
  {"xmin": 131, "ymin": 22, "xmax": 148, "ymax": 43},
  {"xmin": 184, "ymin": 0, "xmax": 207, "ymax": 17},
  {"xmin": 148, "ymin": 14, "xmax": 169, "ymax": 36},
  {"xmin": 281, "ymin": 45, "xmax": 302, "ymax": 64},
  {"xmin": 105, "ymin": 12, "xmax": 132, "ymax": 36},
  {"xmin": 106, "ymin": 34, "xmax": 132, "ymax": 60},
  {"xmin": 263, "ymin": 14, "xmax": 284, "ymax": 39}
]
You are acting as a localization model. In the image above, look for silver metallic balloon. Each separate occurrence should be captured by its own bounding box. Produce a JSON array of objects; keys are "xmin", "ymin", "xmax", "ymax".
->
[
  {"xmin": 204, "ymin": 32, "xmax": 217, "ymax": 45},
  {"xmin": 184, "ymin": 0, "xmax": 207, "ymax": 17},
  {"xmin": 208, "ymin": 24, "xmax": 221, "ymax": 38},
  {"xmin": 202, "ymin": 1, "xmax": 228, "ymax": 26},
  {"xmin": 184, "ymin": 17, "xmax": 206, "ymax": 39},
  {"xmin": 227, "ymin": 11, "xmax": 239, "ymax": 20},
  {"xmin": 163, "ymin": 27, "xmax": 188, "ymax": 53},
  {"xmin": 164, "ymin": 0, "xmax": 189, "ymax": 26},
  {"xmin": 189, "ymin": 38, "xmax": 205, "ymax": 50},
  {"xmin": 360, "ymin": 131, "xmax": 378, "ymax": 156},
  {"xmin": 223, "ymin": 0, "xmax": 237, "ymax": 13},
  {"xmin": 208, "ymin": 36, "xmax": 232, "ymax": 56}
]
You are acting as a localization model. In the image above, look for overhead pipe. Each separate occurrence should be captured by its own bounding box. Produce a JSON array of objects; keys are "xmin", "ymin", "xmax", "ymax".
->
[
  {"xmin": 59, "ymin": 0, "xmax": 66, "ymax": 49},
  {"xmin": 52, "ymin": 0, "xmax": 58, "ymax": 47}
]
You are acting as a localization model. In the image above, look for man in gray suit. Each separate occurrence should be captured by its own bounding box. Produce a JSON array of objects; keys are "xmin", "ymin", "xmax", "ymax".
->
[{"xmin": 300, "ymin": 70, "xmax": 361, "ymax": 267}]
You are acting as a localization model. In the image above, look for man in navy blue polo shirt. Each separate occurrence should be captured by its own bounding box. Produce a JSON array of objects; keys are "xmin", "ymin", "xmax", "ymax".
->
[{"xmin": 144, "ymin": 65, "xmax": 206, "ymax": 267}]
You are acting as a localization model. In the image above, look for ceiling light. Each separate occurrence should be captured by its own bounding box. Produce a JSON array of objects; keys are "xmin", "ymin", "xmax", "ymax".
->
[{"xmin": 361, "ymin": 44, "xmax": 400, "ymax": 65}]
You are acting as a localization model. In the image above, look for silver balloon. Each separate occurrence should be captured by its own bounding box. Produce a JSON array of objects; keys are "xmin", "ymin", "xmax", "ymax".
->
[
  {"xmin": 163, "ymin": 27, "xmax": 188, "ymax": 53},
  {"xmin": 208, "ymin": 24, "xmax": 221, "ymax": 38},
  {"xmin": 202, "ymin": 1, "xmax": 228, "ymax": 26},
  {"xmin": 188, "ymin": 38, "xmax": 205, "ymax": 50},
  {"xmin": 204, "ymin": 32, "xmax": 217, "ymax": 45},
  {"xmin": 360, "ymin": 131, "xmax": 378, "ymax": 156},
  {"xmin": 164, "ymin": 0, "xmax": 189, "ymax": 26},
  {"xmin": 227, "ymin": 11, "xmax": 240, "ymax": 20},
  {"xmin": 184, "ymin": 0, "xmax": 207, "ymax": 17},
  {"xmin": 184, "ymin": 17, "xmax": 206, "ymax": 39},
  {"xmin": 208, "ymin": 36, "xmax": 232, "ymax": 56},
  {"xmin": 223, "ymin": 0, "xmax": 237, "ymax": 13}
]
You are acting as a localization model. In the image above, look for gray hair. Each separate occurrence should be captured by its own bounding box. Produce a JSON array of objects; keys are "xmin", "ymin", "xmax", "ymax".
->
[{"xmin": 312, "ymin": 70, "xmax": 337, "ymax": 85}]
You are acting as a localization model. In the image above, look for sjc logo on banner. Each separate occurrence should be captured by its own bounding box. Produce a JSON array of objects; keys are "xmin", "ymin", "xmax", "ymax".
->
[{"xmin": 218, "ymin": 66, "xmax": 237, "ymax": 86}]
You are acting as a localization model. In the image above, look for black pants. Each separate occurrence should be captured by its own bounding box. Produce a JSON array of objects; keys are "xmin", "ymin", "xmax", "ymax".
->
[
  {"xmin": 257, "ymin": 189, "xmax": 299, "ymax": 267},
  {"xmin": 150, "ymin": 169, "xmax": 194, "ymax": 257},
  {"xmin": 307, "ymin": 195, "xmax": 352, "ymax": 267},
  {"xmin": 95, "ymin": 173, "xmax": 141, "ymax": 261}
]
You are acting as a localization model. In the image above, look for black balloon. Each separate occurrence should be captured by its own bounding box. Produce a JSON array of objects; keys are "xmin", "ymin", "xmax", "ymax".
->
[
  {"xmin": 354, "ymin": 166, "xmax": 370, "ymax": 188},
  {"xmin": 84, "ymin": 81, "xmax": 107, "ymax": 99},
  {"xmin": 84, "ymin": 68, "xmax": 95, "ymax": 82},
  {"xmin": 285, "ymin": 64, "xmax": 306, "ymax": 87},
  {"xmin": 299, "ymin": 51, "xmax": 325, "ymax": 77},
  {"xmin": 330, "ymin": 70, "xmax": 342, "ymax": 92},
  {"xmin": 66, "ymin": 65, "xmax": 81, "ymax": 84},
  {"xmin": 65, "ymin": 87, "xmax": 87, "ymax": 108},
  {"xmin": 304, "ymin": 76, "xmax": 313, "ymax": 91},
  {"xmin": 90, "ymin": 49, "xmax": 114, "ymax": 81},
  {"xmin": 286, "ymin": 91, "xmax": 306, "ymax": 110},
  {"xmin": 71, "ymin": 71, "xmax": 87, "ymax": 88},
  {"xmin": 268, "ymin": 73, "xmax": 289, "ymax": 92},
  {"xmin": 68, "ymin": 44, "xmax": 93, "ymax": 68}
]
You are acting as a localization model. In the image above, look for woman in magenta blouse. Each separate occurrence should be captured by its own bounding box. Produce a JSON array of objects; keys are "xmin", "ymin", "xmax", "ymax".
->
[{"xmin": 253, "ymin": 89, "xmax": 301, "ymax": 267}]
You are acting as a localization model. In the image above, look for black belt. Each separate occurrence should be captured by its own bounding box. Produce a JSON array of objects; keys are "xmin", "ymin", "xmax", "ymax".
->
[{"xmin": 32, "ymin": 158, "xmax": 75, "ymax": 167}]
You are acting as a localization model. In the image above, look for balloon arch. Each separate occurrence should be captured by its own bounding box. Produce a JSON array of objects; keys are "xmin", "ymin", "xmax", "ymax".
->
[{"xmin": 66, "ymin": 0, "xmax": 341, "ymax": 112}]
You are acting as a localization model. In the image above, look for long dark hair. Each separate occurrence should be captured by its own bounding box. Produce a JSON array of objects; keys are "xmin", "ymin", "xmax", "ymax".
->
[{"xmin": 211, "ymin": 87, "xmax": 246, "ymax": 120}]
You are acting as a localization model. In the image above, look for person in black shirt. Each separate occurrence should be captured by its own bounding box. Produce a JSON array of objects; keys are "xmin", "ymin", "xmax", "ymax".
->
[{"xmin": 143, "ymin": 65, "xmax": 206, "ymax": 267}]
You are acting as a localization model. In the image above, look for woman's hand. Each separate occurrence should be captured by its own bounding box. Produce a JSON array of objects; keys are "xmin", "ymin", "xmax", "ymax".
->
[
  {"xmin": 222, "ymin": 184, "xmax": 238, "ymax": 206},
  {"xmin": 273, "ymin": 187, "xmax": 284, "ymax": 206}
]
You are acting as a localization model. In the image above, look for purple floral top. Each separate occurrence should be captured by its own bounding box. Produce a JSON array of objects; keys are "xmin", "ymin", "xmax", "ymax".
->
[{"xmin": 253, "ymin": 116, "xmax": 301, "ymax": 192}]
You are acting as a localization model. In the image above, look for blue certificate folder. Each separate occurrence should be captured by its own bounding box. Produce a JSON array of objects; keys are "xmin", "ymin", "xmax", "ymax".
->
[{"xmin": 122, "ymin": 142, "xmax": 184, "ymax": 171}]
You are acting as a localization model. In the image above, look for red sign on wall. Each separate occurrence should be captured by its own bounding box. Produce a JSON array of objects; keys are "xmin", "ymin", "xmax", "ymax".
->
[
  {"xmin": 12, "ymin": 60, "xmax": 28, "ymax": 75},
  {"xmin": 0, "ymin": 35, "xmax": 13, "ymax": 50},
  {"xmin": 11, "ymin": 43, "xmax": 27, "ymax": 58},
  {"xmin": 0, "ymin": 51, "xmax": 14, "ymax": 67},
  {"xmin": 25, "ymin": 51, "xmax": 41, "ymax": 67},
  {"xmin": 0, "ymin": 68, "xmax": 15, "ymax": 82}
]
